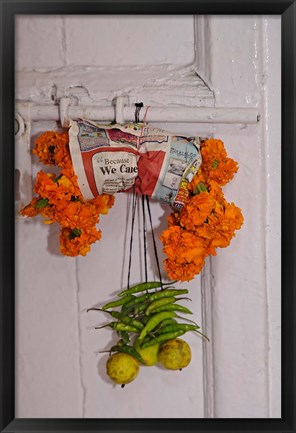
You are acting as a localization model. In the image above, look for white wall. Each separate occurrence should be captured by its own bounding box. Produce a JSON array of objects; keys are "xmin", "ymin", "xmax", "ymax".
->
[{"xmin": 15, "ymin": 14, "xmax": 281, "ymax": 419}]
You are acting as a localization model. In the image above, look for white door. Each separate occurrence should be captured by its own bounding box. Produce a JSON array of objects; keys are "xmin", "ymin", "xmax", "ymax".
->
[{"xmin": 15, "ymin": 14, "xmax": 280, "ymax": 419}]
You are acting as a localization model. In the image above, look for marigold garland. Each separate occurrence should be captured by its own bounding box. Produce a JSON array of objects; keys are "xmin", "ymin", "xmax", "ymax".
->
[
  {"xmin": 20, "ymin": 131, "xmax": 115, "ymax": 256},
  {"xmin": 21, "ymin": 132, "xmax": 243, "ymax": 280},
  {"xmin": 160, "ymin": 138, "xmax": 244, "ymax": 282}
]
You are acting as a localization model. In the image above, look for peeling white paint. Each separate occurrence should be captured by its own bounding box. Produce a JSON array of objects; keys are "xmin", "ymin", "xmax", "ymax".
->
[{"xmin": 15, "ymin": 64, "xmax": 214, "ymax": 108}]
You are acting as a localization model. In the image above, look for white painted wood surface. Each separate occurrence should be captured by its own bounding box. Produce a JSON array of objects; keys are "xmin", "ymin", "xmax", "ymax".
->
[
  {"xmin": 15, "ymin": 14, "xmax": 281, "ymax": 418},
  {"xmin": 194, "ymin": 15, "xmax": 281, "ymax": 418}
]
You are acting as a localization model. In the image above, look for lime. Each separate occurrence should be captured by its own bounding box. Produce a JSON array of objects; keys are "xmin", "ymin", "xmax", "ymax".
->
[
  {"xmin": 106, "ymin": 352, "xmax": 139, "ymax": 385},
  {"xmin": 136, "ymin": 343, "xmax": 160, "ymax": 366},
  {"xmin": 158, "ymin": 338, "xmax": 191, "ymax": 370}
]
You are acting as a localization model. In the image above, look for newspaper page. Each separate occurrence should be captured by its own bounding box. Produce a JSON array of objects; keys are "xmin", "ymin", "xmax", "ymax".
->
[{"xmin": 69, "ymin": 119, "xmax": 202, "ymax": 208}]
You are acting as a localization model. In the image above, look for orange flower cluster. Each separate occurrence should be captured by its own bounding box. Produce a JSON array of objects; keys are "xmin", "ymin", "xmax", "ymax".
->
[
  {"xmin": 160, "ymin": 138, "xmax": 244, "ymax": 282},
  {"xmin": 20, "ymin": 131, "xmax": 115, "ymax": 256}
]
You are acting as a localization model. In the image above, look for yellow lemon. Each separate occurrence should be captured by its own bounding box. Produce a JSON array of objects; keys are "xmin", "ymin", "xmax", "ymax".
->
[
  {"xmin": 158, "ymin": 338, "xmax": 191, "ymax": 370},
  {"xmin": 136, "ymin": 343, "xmax": 160, "ymax": 366},
  {"xmin": 106, "ymin": 352, "xmax": 139, "ymax": 385}
]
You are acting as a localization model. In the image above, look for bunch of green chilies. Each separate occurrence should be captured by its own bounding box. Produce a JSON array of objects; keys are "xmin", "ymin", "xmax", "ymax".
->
[{"xmin": 87, "ymin": 280, "xmax": 208, "ymax": 365}]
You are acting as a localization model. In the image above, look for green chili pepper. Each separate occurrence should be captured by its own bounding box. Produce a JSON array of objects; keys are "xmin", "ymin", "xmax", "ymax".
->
[
  {"xmin": 141, "ymin": 330, "xmax": 186, "ymax": 349},
  {"xmin": 122, "ymin": 293, "xmax": 151, "ymax": 310},
  {"xmin": 121, "ymin": 290, "xmax": 188, "ymax": 316},
  {"xmin": 121, "ymin": 298, "xmax": 151, "ymax": 316},
  {"xmin": 119, "ymin": 331, "xmax": 130, "ymax": 344},
  {"xmin": 151, "ymin": 304, "xmax": 193, "ymax": 315},
  {"xmin": 157, "ymin": 318, "xmax": 178, "ymax": 329},
  {"xmin": 145, "ymin": 297, "xmax": 176, "ymax": 316},
  {"xmin": 156, "ymin": 323, "xmax": 199, "ymax": 335},
  {"xmin": 147, "ymin": 288, "xmax": 189, "ymax": 302},
  {"xmin": 170, "ymin": 318, "xmax": 209, "ymax": 341},
  {"xmin": 88, "ymin": 308, "xmax": 144, "ymax": 330},
  {"xmin": 118, "ymin": 280, "xmax": 176, "ymax": 297},
  {"xmin": 133, "ymin": 314, "xmax": 151, "ymax": 325},
  {"xmin": 133, "ymin": 303, "xmax": 150, "ymax": 315},
  {"xmin": 110, "ymin": 344, "xmax": 145, "ymax": 364},
  {"xmin": 113, "ymin": 314, "xmax": 144, "ymax": 331},
  {"xmin": 175, "ymin": 315, "xmax": 199, "ymax": 326},
  {"xmin": 101, "ymin": 295, "xmax": 135, "ymax": 310},
  {"xmin": 138, "ymin": 311, "xmax": 177, "ymax": 340},
  {"xmin": 122, "ymin": 302, "xmax": 148, "ymax": 317},
  {"xmin": 95, "ymin": 322, "xmax": 139, "ymax": 332},
  {"xmin": 194, "ymin": 329, "xmax": 210, "ymax": 341}
]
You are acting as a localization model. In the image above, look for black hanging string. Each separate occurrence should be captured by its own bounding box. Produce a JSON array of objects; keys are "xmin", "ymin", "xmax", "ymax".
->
[
  {"xmin": 145, "ymin": 195, "xmax": 163, "ymax": 289},
  {"xmin": 127, "ymin": 106, "xmax": 162, "ymax": 290},
  {"xmin": 127, "ymin": 188, "xmax": 138, "ymax": 290},
  {"xmin": 141, "ymin": 194, "xmax": 148, "ymax": 283},
  {"xmin": 126, "ymin": 103, "xmax": 145, "ymax": 289},
  {"xmin": 126, "ymin": 104, "xmax": 144, "ymax": 289},
  {"xmin": 134, "ymin": 102, "xmax": 143, "ymax": 123}
]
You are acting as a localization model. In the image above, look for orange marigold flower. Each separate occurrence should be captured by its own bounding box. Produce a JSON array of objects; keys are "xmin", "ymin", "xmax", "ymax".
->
[
  {"xmin": 187, "ymin": 169, "xmax": 207, "ymax": 194},
  {"xmin": 160, "ymin": 226, "xmax": 207, "ymax": 281},
  {"xmin": 179, "ymin": 191, "xmax": 215, "ymax": 230},
  {"xmin": 197, "ymin": 219, "xmax": 234, "ymax": 252},
  {"xmin": 57, "ymin": 174, "xmax": 75, "ymax": 190},
  {"xmin": 34, "ymin": 171, "xmax": 72, "ymax": 211},
  {"xmin": 33, "ymin": 131, "xmax": 70, "ymax": 168},
  {"xmin": 160, "ymin": 225, "xmax": 182, "ymax": 250},
  {"xmin": 209, "ymin": 158, "xmax": 238, "ymax": 186},
  {"xmin": 164, "ymin": 258, "xmax": 205, "ymax": 282},
  {"xmin": 19, "ymin": 197, "xmax": 40, "ymax": 218},
  {"xmin": 60, "ymin": 226, "xmax": 102, "ymax": 257},
  {"xmin": 60, "ymin": 166, "xmax": 82, "ymax": 191},
  {"xmin": 201, "ymin": 138, "xmax": 227, "ymax": 159},
  {"xmin": 200, "ymin": 138, "xmax": 238, "ymax": 186},
  {"xmin": 90, "ymin": 194, "xmax": 115, "ymax": 215},
  {"xmin": 57, "ymin": 201, "xmax": 100, "ymax": 230},
  {"xmin": 207, "ymin": 180, "xmax": 226, "ymax": 204},
  {"xmin": 224, "ymin": 202, "xmax": 244, "ymax": 231},
  {"xmin": 39, "ymin": 203, "xmax": 59, "ymax": 223},
  {"xmin": 196, "ymin": 201, "xmax": 244, "ymax": 254},
  {"xmin": 167, "ymin": 211, "xmax": 181, "ymax": 227}
]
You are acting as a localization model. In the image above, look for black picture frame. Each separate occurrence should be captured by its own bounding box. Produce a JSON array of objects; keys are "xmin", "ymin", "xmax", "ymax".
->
[{"xmin": 0, "ymin": 0, "xmax": 295, "ymax": 432}]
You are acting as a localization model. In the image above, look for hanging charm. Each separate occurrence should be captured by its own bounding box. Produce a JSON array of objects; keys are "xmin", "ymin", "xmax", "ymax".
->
[{"xmin": 19, "ymin": 115, "xmax": 244, "ymax": 387}]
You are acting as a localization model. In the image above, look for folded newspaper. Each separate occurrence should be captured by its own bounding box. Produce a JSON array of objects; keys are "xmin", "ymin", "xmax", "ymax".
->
[{"xmin": 69, "ymin": 119, "xmax": 202, "ymax": 209}]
